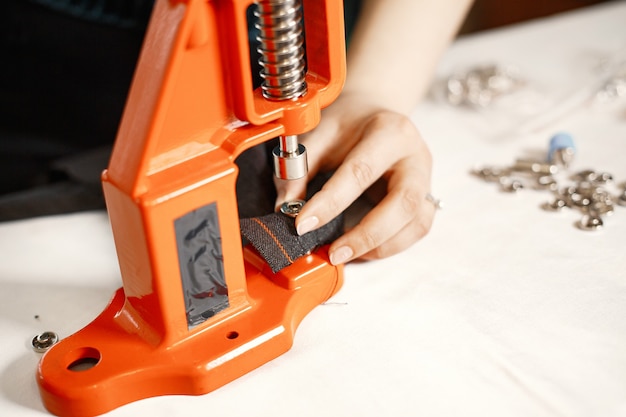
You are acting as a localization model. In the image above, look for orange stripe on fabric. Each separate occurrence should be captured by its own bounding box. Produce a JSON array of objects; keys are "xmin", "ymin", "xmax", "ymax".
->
[{"xmin": 252, "ymin": 218, "xmax": 293, "ymax": 263}]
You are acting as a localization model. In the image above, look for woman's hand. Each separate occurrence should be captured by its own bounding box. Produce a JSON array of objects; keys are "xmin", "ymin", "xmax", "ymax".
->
[
  {"xmin": 274, "ymin": 92, "xmax": 436, "ymax": 265},
  {"xmin": 271, "ymin": 0, "xmax": 472, "ymax": 265}
]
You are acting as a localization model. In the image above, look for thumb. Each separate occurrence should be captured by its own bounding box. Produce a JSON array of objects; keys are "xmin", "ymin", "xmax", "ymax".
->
[{"xmin": 274, "ymin": 176, "xmax": 308, "ymax": 211}]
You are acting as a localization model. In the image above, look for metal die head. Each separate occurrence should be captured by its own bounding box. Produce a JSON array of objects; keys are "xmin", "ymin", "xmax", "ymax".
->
[
  {"xmin": 273, "ymin": 135, "xmax": 308, "ymax": 180},
  {"xmin": 32, "ymin": 331, "xmax": 59, "ymax": 353},
  {"xmin": 280, "ymin": 200, "xmax": 306, "ymax": 218}
]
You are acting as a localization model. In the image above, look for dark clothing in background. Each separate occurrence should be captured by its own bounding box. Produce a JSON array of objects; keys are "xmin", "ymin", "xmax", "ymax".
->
[
  {"xmin": 0, "ymin": 0, "xmax": 152, "ymax": 219},
  {"xmin": 0, "ymin": 0, "xmax": 361, "ymax": 221}
]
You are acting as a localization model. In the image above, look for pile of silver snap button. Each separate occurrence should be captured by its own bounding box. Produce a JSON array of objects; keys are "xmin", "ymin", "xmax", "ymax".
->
[
  {"xmin": 473, "ymin": 133, "xmax": 625, "ymax": 231},
  {"xmin": 542, "ymin": 170, "xmax": 623, "ymax": 230},
  {"xmin": 595, "ymin": 62, "xmax": 626, "ymax": 104},
  {"xmin": 445, "ymin": 64, "xmax": 526, "ymax": 108}
]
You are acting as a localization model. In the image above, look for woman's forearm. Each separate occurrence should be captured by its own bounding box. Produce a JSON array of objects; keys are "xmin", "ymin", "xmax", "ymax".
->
[{"xmin": 344, "ymin": 0, "xmax": 474, "ymax": 114}]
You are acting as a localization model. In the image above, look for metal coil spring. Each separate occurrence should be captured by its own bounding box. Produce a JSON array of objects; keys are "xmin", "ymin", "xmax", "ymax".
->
[{"xmin": 254, "ymin": 0, "xmax": 307, "ymax": 100}]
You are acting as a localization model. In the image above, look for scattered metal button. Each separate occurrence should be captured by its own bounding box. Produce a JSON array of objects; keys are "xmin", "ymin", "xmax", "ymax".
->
[
  {"xmin": 571, "ymin": 169, "xmax": 613, "ymax": 184},
  {"xmin": 592, "ymin": 171, "xmax": 614, "ymax": 185},
  {"xmin": 541, "ymin": 198, "xmax": 568, "ymax": 212},
  {"xmin": 425, "ymin": 193, "xmax": 444, "ymax": 210},
  {"xmin": 536, "ymin": 175, "xmax": 558, "ymax": 191},
  {"xmin": 445, "ymin": 64, "xmax": 525, "ymax": 108},
  {"xmin": 512, "ymin": 159, "xmax": 558, "ymax": 175},
  {"xmin": 32, "ymin": 331, "xmax": 59, "ymax": 353},
  {"xmin": 500, "ymin": 178, "xmax": 524, "ymax": 193},
  {"xmin": 572, "ymin": 169, "xmax": 595, "ymax": 182},
  {"xmin": 576, "ymin": 213, "xmax": 604, "ymax": 231},
  {"xmin": 473, "ymin": 166, "xmax": 508, "ymax": 182},
  {"xmin": 617, "ymin": 190, "xmax": 626, "ymax": 207},
  {"xmin": 473, "ymin": 133, "xmax": 623, "ymax": 231}
]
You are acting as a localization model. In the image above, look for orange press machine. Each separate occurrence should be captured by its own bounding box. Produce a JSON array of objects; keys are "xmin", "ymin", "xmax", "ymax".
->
[{"xmin": 36, "ymin": 0, "xmax": 346, "ymax": 415}]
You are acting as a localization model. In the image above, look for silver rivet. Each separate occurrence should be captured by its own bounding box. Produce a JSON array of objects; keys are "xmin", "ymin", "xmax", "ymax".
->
[
  {"xmin": 576, "ymin": 213, "xmax": 603, "ymax": 231},
  {"xmin": 551, "ymin": 147, "xmax": 575, "ymax": 168},
  {"xmin": 590, "ymin": 200, "xmax": 615, "ymax": 216},
  {"xmin": 500, "ymin": 178, "xmax": 524, "ymax": 192},
  {"xmin": 536, "ymin": 175, "xmax": 558, "ymax": 190},
  {"xmin": 280, "ymin": 200, "xmax": 306, "ymax": 218},
  {"xmin": 572, "ymin": 170, "xmax": 597, "ymax": 183},
  {"xmin": 613, "ymin": 182, "xmax": 626, "ymax": 207},
  {"xmin": 541, "ymin": 198, "xmax": 568, "ymax": 211},
  {"xmin": 512, "ymin": 159, "xmax": 559, "ymax": 175},
  {"xmin": 570, "ymin": 192, "xmax": 591, "ymax": 207},
  {"xmin": 425, "ymin": 193, "xmax": 444, "ymax": 210},
  {"xmin": 591, "ymin": 171, "xmax": 614, "ymax": 184},
  {"xmin": 473, "ymin": 166, "xmax": 508, "ymax": 182},
  {"xmin": 32, "ymin": 331, "xmax": 59, "ymax": 353},
  {"xmin": 473, "ymin": 141, "xmax": 624, "ymax": 231}
]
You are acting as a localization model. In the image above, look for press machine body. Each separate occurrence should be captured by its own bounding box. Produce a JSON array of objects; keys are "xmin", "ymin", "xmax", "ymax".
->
[{"xmin": 36, "ymin": 0, "xmax": 346, "ymax": 415}]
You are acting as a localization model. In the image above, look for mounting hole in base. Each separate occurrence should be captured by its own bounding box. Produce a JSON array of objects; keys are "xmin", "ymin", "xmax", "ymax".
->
[
  {"xmin": 66, "ymin": 347, "xmax": 101, "ymax": 372},
  {"xmin": 226, "ymin": 331, "xmax": 239, "ymax": 340}
]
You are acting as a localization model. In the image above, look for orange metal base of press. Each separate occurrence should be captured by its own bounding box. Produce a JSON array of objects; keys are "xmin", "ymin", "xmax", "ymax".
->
[{"xmin": 37, "ymin": 247, "xmax": 342, "ymax": 417}]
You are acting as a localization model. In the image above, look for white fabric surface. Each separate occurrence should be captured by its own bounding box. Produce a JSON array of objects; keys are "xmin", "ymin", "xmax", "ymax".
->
[{"xmin": 1, "ymin": 3, "xmax": 626, "ymax": 416}]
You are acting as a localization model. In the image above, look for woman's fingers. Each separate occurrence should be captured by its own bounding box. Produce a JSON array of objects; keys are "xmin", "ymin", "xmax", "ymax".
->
[
  {"xmin": 344, "ymin": 189, "xmax": 436, "ymax": 262},
  {"xmin": 272, "ymin": 105, "xmax": 436, "ymax": 265},
  {"xmin": 273, "ymin": 176, "xmax": 307, "ymax": 210},
  {"xmin": 293, "ymin": 111, "xmax": 436, "ymax": 264},
  {"xmin": 295, "ymin": 112, "xmax": 425, "ymax": 233},
  {"xmin": 329, "ymin": 149, "xmax": 433, "ymax": 264}
]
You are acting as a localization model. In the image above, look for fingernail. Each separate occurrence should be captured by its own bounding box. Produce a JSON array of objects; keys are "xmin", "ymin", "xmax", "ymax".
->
[
  {"xmin": 330, "ymin": 246, "xmax": 353, "ymax": 265},
  {"xmin": 296, "ymin": 216, "xmax": 319, "ymax": 236}
]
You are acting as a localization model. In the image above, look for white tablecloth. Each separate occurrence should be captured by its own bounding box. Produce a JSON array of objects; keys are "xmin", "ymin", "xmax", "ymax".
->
[{"xmin": 1, "ymin": 3, "xmax": 626, "ymax": 416}]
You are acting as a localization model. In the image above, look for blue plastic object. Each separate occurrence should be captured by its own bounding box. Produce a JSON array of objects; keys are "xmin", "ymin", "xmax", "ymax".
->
[{"xmin": 548, "ymin": 132, "xmax": 576, "ymax": 164}]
